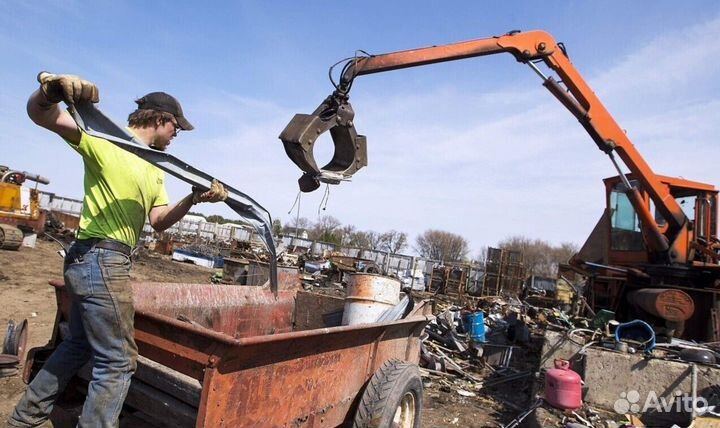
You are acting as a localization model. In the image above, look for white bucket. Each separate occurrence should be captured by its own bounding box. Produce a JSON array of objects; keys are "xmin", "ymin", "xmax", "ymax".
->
[
  {"xmin": 21, "ymin": 233, "xmax": 37, "ymax": 248},
  {"xmin": 342, "ymin": 274, "xmax": 401, "ymax": 325}
]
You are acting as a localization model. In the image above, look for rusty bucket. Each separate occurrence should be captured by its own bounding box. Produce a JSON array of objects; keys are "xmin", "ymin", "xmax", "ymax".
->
[{"xmin": 342, "ymin": 274, "xmax": 401, "ymax": 325}]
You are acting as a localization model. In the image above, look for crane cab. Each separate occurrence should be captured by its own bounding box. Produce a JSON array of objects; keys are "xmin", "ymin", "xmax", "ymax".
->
[{"xmin": 577, "ymin": 174, "xmax": 720, "ymax": 340}]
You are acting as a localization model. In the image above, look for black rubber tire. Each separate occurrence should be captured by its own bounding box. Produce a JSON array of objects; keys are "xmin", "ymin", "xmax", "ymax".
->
[{"xmin": 353, "ymin": 359, "xmax": 423, "ymax": 428}]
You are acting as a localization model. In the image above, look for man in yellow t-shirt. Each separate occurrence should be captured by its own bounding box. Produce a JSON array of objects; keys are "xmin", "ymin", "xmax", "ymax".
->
[{"xmin": 8, "ymin": 73, "xmax": 228, "ymax": 428}]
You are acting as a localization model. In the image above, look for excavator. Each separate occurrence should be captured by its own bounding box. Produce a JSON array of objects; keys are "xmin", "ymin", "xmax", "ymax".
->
[
  {"xmin": 0, "ymin": 165, "xmax": 49, "ymax": 250},
  {"xmin": 279, "ymin": 30, "xmax": 720, "ymax": 341}
]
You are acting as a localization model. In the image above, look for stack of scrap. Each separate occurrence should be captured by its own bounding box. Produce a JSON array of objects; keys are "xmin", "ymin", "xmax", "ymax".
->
[
  {"xmin": 428, "ymin": 265, "xmax": 469, "ymax": 295},
  {"xmin": 481, "ymin": 247, "xmax": 526, "ymax": 297},
  {"xmin": 419, "ymin": 303, "xmax": 535, "ymax": 384}
]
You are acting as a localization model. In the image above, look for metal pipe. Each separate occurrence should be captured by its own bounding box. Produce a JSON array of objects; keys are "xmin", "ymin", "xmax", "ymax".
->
[
  {"xmin": 582, "ymin": 261, "xmax": 629, "ymax": 274},
  {"xmin": 691, "ymin": 362, "xmax": 698, "ymax": 420},
  {"xmin": 526, "ymin": 61, "xmax": 548, "ymax": 80},
  {"xmin": 608, "ymin": 153, "xmax": 633, "ymax": 190}
]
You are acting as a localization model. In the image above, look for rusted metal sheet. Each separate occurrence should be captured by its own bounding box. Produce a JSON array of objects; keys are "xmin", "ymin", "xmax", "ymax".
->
[
  {"xmin": 627, "ymin": 288, "xmax": 695, "ymax": 321},
  {"xmin": 133, "ymin": 282, "xmax": 297, "ymax": 338},
  {"xmin": 130, "ymin": 302, "xmax": 430, "ymax": 427},
  {"xmin": 294, "ymin": 291, "xmax": 346, "ymax": 330},
  {"xmin": 198, "ymin": 319, "xmax": 427, "ymax": 427}
]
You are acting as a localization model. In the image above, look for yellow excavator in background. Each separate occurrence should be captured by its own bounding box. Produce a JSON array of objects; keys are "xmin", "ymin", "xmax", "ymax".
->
[{"xmin": 0, "ymin": 165, "xmax": 49, "ymax": 250}]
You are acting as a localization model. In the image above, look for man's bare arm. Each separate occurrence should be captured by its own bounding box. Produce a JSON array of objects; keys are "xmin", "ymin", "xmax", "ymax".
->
[
  {"xmin": 148, "ymin": 180, "xmax": 229, "ymax": 231},
  {"xmin": 148, "ymin": 194, "xmax": 195, "ymax": 232}
]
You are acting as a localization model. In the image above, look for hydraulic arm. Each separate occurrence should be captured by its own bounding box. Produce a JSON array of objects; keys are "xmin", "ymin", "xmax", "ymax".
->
[{"xmin": 280, "ymin": 30, "xmax": 694, "ymax": 265}]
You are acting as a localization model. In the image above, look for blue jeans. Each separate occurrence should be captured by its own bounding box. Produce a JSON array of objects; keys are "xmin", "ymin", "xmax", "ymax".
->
[{"xmin": 9, "ymin": 241, "xmax": 137, "ymax": 428}]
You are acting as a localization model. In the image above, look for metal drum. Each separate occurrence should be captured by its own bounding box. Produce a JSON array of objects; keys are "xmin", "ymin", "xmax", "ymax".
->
[{"xmin": 342, "ymin": 274, "xmax": 401, "ymax": 325}]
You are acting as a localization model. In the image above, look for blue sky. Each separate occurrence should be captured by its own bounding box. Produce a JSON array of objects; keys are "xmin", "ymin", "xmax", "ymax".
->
[{"xmin": 2, "ymin": 1, "xmax": 719, "ymax": 256}]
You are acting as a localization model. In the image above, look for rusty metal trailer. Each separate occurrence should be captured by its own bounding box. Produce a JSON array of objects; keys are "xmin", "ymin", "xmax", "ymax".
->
[{"xmin": 24, "ymin": 276, "xmax": 432, "ymax": 428}]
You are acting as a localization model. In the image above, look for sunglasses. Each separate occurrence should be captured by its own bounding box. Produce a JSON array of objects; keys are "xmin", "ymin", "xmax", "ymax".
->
[{"xmin": 169, "ymin": 119, "xmax": 182, "ymax": 135}]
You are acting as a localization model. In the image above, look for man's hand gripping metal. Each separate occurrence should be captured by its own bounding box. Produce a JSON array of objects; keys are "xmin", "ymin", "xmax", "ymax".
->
[
  {"xmin": 192, "ymin": 179, "xmax": 229, "ymax": 204},
  {"xmin": 37, "ymin": 72, "xmax": 99, "ymax": 105}
]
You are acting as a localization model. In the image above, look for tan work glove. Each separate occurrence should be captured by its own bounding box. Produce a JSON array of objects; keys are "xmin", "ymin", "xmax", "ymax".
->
[
  {"xmin": 37, "ymin": 72, "xmax": 99, "ymax": 105},
  {"xmin": 192, "ymin": 179, "xmax": 229, "ymax": 204}
]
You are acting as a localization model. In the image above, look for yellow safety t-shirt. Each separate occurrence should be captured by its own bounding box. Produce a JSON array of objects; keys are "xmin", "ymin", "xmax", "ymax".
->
[{"xmin": 67, "ymin": 131, "xmax": 169, "ymax": 246}]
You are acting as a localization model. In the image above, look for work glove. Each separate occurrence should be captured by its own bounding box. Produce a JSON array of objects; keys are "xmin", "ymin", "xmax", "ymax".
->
[
  {"xmin": 192, "ymin": 179, "xmax": 229, "ymax": 204},
  {"xmin": 37, "ymin": 71, "xmax": 100, "ymax": 105}
]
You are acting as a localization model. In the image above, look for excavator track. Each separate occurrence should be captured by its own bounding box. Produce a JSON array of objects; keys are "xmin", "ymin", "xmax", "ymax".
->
[{"xmin": 0, "ymin": 223, "xmax": 23, "ymax": 250}]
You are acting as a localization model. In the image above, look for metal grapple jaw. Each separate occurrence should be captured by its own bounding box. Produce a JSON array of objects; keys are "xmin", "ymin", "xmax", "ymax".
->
[{"xmin": 279, "ymin": 94, "xmax": 367, "ymax": 192}]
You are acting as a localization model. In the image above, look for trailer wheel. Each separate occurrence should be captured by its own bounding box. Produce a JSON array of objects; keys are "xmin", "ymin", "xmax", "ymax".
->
[{"xmin": 353, "ymin": 359, "xmax": 422, "ymax": 428}]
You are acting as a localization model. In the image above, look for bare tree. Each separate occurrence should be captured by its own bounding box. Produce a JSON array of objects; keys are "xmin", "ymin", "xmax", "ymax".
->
[
  {"xmin": 366, "ymin": 231, "xmax": 385, "ymax": 251},
  {"xmin": 287, "ymin": 216, "xmax": 310, "ymax": 229},
  {"xmin": 497, "ymin": 236, "xmax": 579, "ymax": 277},
  {"xmin": 308, "ymin": 215, "xmax": 342, "ymax": 244},
  {"xmin": 415, "ymin": 229, "xmax": 469, "ymax": 262},
  {"xmin": 339, "ymin": 224, "xmax": 357, "ymax": 246},
  {"xmin": 552, "ymin": 242, "xmax": 580, "ymax": 268},
  {"xmin": 346, "ymin": 231, "xmax": 371, "ymax": 248},
  {"xmin": 380, "ymin": 230, "xmax": 408, "ymax": 254},
  {"xmin": 282, "ymin": 216, "xmax": 311, "ymax": 238}
]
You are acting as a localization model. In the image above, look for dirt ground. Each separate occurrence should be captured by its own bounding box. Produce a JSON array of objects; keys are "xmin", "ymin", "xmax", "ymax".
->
[{"xmin": 0, "ymin": 239, "xmax": 525, "ymax": 427}]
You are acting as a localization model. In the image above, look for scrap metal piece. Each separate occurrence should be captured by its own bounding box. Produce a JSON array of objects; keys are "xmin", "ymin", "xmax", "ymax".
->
[
  {"xmin": 679, "ymin": 348, "xmax": 716, "ymax": 365},
  {"xmin": 279, "ymin": 94, "xmax": 367, "ymax": 192},
  {"xmin": 504, "ymin": 398, "xmax": 544, "ymax": 428},
  {"xmin": 2, "ymin": 319, "xmax": 28, "ymax": 360},
  {"xmin": 69, "ymin": 103, "xmax": 278, "ymax": 294},
  {"xmin": 376, "ymin": 292, "xmax": 414, "ymax": 323}
]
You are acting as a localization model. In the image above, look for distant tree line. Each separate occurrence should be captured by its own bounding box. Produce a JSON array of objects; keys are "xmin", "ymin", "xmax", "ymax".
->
[
  {"xmin": 282, "ymin": 215, "xmax": 409, "ymax": 254},
  {"xmin": 187, "ymin": 212, "xmax": 247, "ymax": 226},
  {"xmin": 188, "ymin": 212, "xmax": 579, "ymax": 276},
  {"xmin": 415, "ymin": 229, "xmax": 469, "ymax": 262},
  {"xmin": 493, "ymin": 236, "xmax": 579, "ymax": 278}
]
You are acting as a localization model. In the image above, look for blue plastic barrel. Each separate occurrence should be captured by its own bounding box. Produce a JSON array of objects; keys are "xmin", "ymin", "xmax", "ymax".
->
[{"xmin": 462, "ymin": 312, "xmax": 486, "ymax": 343}]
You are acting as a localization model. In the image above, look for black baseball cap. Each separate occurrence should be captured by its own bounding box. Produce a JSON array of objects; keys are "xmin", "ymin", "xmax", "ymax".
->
[{"xmin": 135, "ymin": 92, "xmax": 194, "ymax": 130}]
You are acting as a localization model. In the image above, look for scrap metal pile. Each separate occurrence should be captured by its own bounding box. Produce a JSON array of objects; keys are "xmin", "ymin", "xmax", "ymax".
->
[{"xmin": 415, "ymin": 289, "xmax": 720, "ymax": 427}]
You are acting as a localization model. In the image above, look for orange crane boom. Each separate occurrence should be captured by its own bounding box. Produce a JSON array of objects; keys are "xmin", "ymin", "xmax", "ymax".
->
[{"xmin": 280, "ymin": 30, "xmax": 702, "ymax": 265}]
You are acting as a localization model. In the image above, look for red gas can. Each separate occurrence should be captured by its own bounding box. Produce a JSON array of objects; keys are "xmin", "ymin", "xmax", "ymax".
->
[{"xmin": 544, "ymin": 359, "xmax": 582, "ymax": 410}]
